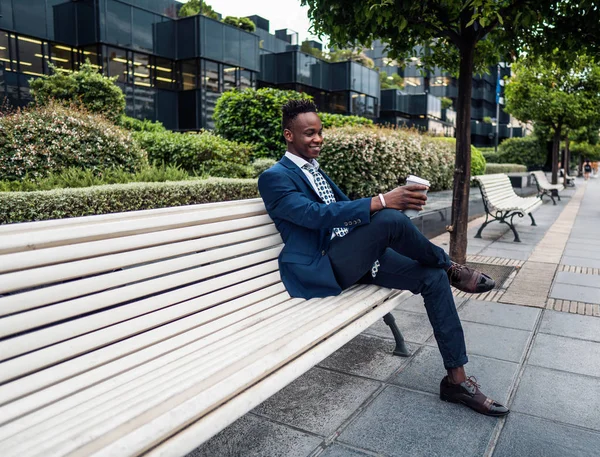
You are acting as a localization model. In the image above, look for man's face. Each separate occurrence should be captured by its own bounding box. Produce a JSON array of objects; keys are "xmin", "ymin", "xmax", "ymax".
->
[{"xmin": 284, "ymin": 112, "xmax": 323, "ymax": 162}]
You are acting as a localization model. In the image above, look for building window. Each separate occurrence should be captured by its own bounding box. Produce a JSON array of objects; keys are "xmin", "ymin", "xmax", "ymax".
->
[
  {"xmin": 106, "ymin": 46, "xmax": 128, "ymax": 83},
  {"xmin": 404, "ymin": 77, "xmax": 422, "ymax": 88},
  {"xmin": 351, "ymin": 92, "xmax": 366, "ymax": 116},
  {"xmin": 239, "ymin": 69, "xmax": 252, "ymax": 90},
  {"xmin": 154, "ymin": 57, "xmax": 175, "ymax": 90},
  {"xmin": 203, "ymin": 60, "xmax": 220, "ymax": 92},
  {"xmin": 0, "ymin": 32, "xmax": 14, "ymax": 71},
  {"xmin": 17, "ymin": 35, "xmax": 44, "ymax": 77},
  {"xmin": 49, "ymin": 44, "xmax": 75, "ymax": 74},
  {"xmin": 180, "ymin": 59, "xmax": 197, "ymax": 90},
  {"xmin": 79, "ymin": 45, "xmax": 101, "ymax": 70},
  {"xmin": 223, "ymin": 65, "xmax": 237, "ymax": 92},
  {"xmin": 430, "ymin": 76, "xmax": 452, "ymax": 87},
  {"xmin": 133, "ymin": 53, "xmax": 151, "ymax": 88}
]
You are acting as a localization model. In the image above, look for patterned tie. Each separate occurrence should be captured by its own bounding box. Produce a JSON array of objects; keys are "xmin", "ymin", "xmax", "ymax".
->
[{"xmin": 303, "ymin": 165, "xmax": 380, "ymax": 278}]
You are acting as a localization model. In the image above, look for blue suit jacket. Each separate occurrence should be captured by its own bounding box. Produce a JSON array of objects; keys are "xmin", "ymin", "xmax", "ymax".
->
[{"xmin": 258, "ymin": 155, "xmax": 372, "ymax": 299}]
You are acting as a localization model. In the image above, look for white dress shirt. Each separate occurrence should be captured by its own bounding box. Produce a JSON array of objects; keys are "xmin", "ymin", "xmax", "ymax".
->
[{"xmin": 284, "ymin": 151, "xmax": 322, "ymax": 195}]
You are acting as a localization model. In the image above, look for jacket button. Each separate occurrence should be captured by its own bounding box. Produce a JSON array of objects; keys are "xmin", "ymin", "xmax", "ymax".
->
[
  {"xmin": 321, "ymin": 250, "xmax": 326, "ymax": 256},
  {"xmin": 344, "ymin": 222, "xmax": 348, "ymax": 226},
  {"xmin": 357, "ymin": 219, "xmax": 361, "ymax": 223}
]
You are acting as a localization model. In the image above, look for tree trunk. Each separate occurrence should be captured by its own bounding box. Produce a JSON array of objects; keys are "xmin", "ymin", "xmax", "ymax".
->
[
  {"xmin": 551, "ymin": 127, "xmax": 561, "ymax": 184},
  {"xmin": 564, "ymin": 136, "xmax": 570, "ymax": 187},
  {"xmin": 449, "ymin": 42, "xmax": 475, "ymax": 264}
]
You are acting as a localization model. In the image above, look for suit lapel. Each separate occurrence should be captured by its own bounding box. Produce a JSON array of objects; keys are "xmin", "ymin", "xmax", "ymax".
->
[{"xmin": 279, "ymin": 155, "xmax": 323, "ymax": 201}]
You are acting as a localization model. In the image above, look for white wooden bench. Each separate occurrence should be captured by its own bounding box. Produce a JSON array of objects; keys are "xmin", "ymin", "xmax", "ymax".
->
[
  {"xmin": 472, "ymin": 174, "xmax": 543, "ymax": 242},
  {"xmin": 531, "ymin": 170, "xmax": 565, "ymax": 205},
  {"xmin": 559, "ymin": 168, "xmax": 576, "ymax": 187},
  {"xmin": 0, "ymin": 199, "xmax": 411, "ymax": 457}
]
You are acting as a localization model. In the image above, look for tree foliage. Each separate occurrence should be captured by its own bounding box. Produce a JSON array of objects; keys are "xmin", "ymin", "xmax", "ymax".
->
[
  {"xmin": 301, "ymin": 0, "xmax": 600, "ymax": 263},
  {"xmin": 29, "ymin": 60, "xmax": 125, "ymax": 122},
  {"xmin": 222, "ymin": 16, "xmax": 256, "ymax": 33},
  {"xmin": 504, "ymin": 55, "xmax": 600, "ymax": 181},
  {"xmin": 178, "ymin": 0, "xmax": 219, "ymax": 19},
  {"xmin": 379, "ymin": 72, "xmax": 404, "ymax": 90}
]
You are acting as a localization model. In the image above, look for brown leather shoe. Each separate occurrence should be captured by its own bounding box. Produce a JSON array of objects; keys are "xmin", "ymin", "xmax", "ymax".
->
[
  {"xmin": 440, "ymin": 376, "xmax": 509, "ymax": 417},
  {"xmin": 447, "ymin": 262, "xmax": 495, "ymax": 293}
]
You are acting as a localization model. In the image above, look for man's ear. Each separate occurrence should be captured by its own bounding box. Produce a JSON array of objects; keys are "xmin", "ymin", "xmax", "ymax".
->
[{"xmin": 283, "ymin": 128, "xmax": 293, "ymax": 142}]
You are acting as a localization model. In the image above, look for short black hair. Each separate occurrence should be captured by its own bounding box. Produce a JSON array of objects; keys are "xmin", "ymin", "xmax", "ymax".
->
[{"xmin": 282, "ymin": 99, "xmax": 318, "ymax": 131}]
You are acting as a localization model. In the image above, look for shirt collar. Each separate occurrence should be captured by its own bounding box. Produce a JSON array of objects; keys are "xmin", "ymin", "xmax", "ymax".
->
[{"xmin": 285, "ymin": 151, "xmax": 320, "ymax": 171}]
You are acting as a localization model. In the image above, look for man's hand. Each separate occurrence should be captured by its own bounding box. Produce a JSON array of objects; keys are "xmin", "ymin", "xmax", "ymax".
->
[{"xmin": 370, "ymin": 185, "xmax": 428, "ymax": 212}]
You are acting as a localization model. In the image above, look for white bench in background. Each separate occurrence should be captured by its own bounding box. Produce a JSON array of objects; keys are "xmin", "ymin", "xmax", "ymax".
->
[
  {"xmin": 472, "ymin": 174, "xmax": 543, "ymax": 242},
  {"xmin": 0, "ymin": 199, "xmax": 411, "ymax": 457},
  {"xmin": 531, "ymin": 170, "xmax": 565, "ymax": 205}
]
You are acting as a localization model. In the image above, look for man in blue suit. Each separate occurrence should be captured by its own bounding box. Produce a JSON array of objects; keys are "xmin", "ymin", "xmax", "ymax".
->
[{"xmin": 258, "ymin": 99, "xmax": 508, "ymax": 417}]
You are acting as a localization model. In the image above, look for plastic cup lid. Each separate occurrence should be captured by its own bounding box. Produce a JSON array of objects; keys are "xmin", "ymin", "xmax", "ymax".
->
[{"xmin": 406, "ymin": 175, "xmax": 431, "ymax": 187}]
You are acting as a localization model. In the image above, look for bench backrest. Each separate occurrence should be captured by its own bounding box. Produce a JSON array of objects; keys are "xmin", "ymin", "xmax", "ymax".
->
[
  {"xmin": 471, "ymin": 174, "xmax": 517, "ymax": 210},
  {"xmin": 0, "ymin": 198, "xmax": 285, "ymax": 404}
]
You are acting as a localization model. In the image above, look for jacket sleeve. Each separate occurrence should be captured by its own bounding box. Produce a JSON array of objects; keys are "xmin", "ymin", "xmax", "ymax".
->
[{"xmin": 258, "ymin": 168, "xmax": 371, "ymax": 230}]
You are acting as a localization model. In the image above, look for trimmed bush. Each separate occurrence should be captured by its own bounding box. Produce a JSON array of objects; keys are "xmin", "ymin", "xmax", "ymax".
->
[
  {"xmin": 432, "ymin": 137, "xmax": 486, "ymax": 176},
  {"xmin": 118, "ymin": 115, "xmax": 166, "ymax": 132},
  {"xmin": 251, "ymin": 158, "xmax": 277, "ymax": 177},
  {"xmin": 0, "ymin": 165, "xmax": 194, "ymax": 192},
  {"xmin": 318, "ymin": 126, "xmax": 455, "ymax": 198},
  {"xmin": 30, "ymin": 61, "xmax": 125, "ymax": 122},
  {"xmin": 0, "ymin": 178, "xmax": 259, "ymax": 224},
  {"xmin": 497, "ymin": 136, "xmax": 546, "ymax": 169},
  {"xmin": 133, "ymin": 130, "xmax": 253, "ymax": 173},
  {"xmin": 319, "ymin": 113, "xmax": 374, "ymax": 129},
  {"xmin": 214, "ymin": 88, "xmax": 313, "ymax": 159},
  {"xmin": 484, "ymin": 163, "xmax": 528, "ymax": 174},
  {"xmin": 0, "ymin": 103, "xmax": 147, "ymax": 181}
]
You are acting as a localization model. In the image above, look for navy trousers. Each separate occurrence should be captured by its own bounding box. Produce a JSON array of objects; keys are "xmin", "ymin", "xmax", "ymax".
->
[{"xmin": 328, "ymin": 209, "xmax": 468, "ymax": 369}]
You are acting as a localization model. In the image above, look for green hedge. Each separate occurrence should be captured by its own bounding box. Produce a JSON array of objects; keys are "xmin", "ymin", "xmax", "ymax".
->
[
  {"xmin": 319, "ymin": 113, "xmax": 374, "ymax": 129},
  {"xmin": 0, "ymin": 103, "xmax": 147, "ymax": 181},
  {"xmin": 497, "ymin": 136, "xmax": 546, "ymax": 169},
  {"xmin": 0, "ymin": 179, "xmax": 259, "ymax": 224},
  {"xmin": 118, "ymin": 115, "xmax": 166, "ymax": 132},
  {"xmin": 214, "ymin": 88, "xmax": 313, "ymax": 159},
  {"xmin": 133, "ymin": 130, "xmax": 253, "ymax": 174},
  {"xmin": 484, "ymin": 163, "xmax": 528, "ymax": 174},
  {"xmin": 318, "ymin": 126, "xmax": 455, "ymax": 198},
  {"xmin": 432, "ymin": 137, "xmax": 486, "ymax": 176}
]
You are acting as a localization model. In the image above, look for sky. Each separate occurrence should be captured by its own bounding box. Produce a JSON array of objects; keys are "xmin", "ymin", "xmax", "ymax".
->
[{"xmin": 178, "ymin": 0, "xmax": 328, "ymax": 46}]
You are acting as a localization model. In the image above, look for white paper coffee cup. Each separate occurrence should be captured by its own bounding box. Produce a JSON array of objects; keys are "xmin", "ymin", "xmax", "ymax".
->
[{"xmin": 403, "ymin": 175, "xmax": 430, "ymax": 218}]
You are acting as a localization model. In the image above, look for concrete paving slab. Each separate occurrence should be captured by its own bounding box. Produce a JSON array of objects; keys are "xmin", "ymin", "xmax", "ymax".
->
[
  {"xmin": 338, "ymin": 386, "xmax": 497, "ymax": 457},
  {"xmin": 318, "ymin": 334, "xmax": 414, "ymax": 381},
  {"xmin": 188, "ymin": 414, "xmax": 321, "ymax": 457},
  {"xmin": 528, "ymin": 333, "xmax": 600, "ymax": 378},
  {"xmin": 511, "ymin": 366, "xmax": 600, "ymax": 431},
  {"xmin": 550, "ymin": 282, "xmax": 600, "ymax": 304},
  {"xmin": 389, "ymin": 346, "xmax": 518, "ymax": 404},
  {"xmin": 539, "ymin": 310, "xmax": 600, "ymax": 342},
  {"xmin": 458, "ymin": 300, "xmax": 541, "ymax": 331},
  {"xmin": 554, "ymin": 271, "xmax": 600, "ymax": 287},
  {"xmin": 364, "ymin": 310, "xmax": 434, "ymax": 344},
  {"xmin": 320, "ymin": 444, "xmax": 373, "ymax": 457},
  {"xmin": 493, "ymin": 413, "xmax": 600, "ymax": 457},
  {"xmin": 560, "ymin": 256, "xmax": 600, "ymax": 269},
  {"xmin": 253, "ymin": 367, "xmax": 380, "ymax": 436},
  {"xmin": 425, "ymin": 321, "xmax": 531, "ymax": 363},
  {"xmin": 394, "ymin": 294, "xmax": 467, "ymax": 314},
  {"xmin": 563, "ymin": 247, "xmax": 600, "ymax": 258}
]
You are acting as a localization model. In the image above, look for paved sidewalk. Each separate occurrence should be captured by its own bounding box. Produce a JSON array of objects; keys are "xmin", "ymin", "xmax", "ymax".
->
[{"xmin": 191, "ymin": 177, "xmax": 600, "ymax": 457}]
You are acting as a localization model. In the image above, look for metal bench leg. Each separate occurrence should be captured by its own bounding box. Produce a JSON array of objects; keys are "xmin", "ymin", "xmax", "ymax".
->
[
  {"xmin": 383, "ymin": 313, "xmax": 410, "ymax": 357},
  {"xmin": 474, "ymin": 214, "xmax": 492, "ymax": 239},
  {"xmin": 548, "ymin": 191, "xmax": 557, "ymax": 205},
  {"xmin": 501, "ymin": 218, "xmax": 521, "ymax": 242},
  {"xmin": 529, "ymin": 213, "xmax": 537, "ymax": 226},
  {"xmin": 554, "ymin": 190, "xmax": 561, "ymax": 202}
]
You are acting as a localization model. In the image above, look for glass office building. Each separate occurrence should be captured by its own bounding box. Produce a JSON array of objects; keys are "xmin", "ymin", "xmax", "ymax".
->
[
  {"xmin": 365, "ymin": 40, "xmax": 522, "ymax": 146},
  {"xmin": 0, "ymin": 2, "xmax": 380, "ymax": 130}
]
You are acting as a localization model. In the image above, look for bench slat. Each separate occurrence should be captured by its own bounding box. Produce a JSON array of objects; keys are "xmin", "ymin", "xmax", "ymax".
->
[
  {"xmin": 0, "ymin": 201, "xmax": 267, "ymax": 255},
  {"xmin": 0, "ymin": 214, "xmax": 274, "ymax": 274},
  {"xmin": 1, "ymin": 286, "xmax": 388, "ymax": 457}
]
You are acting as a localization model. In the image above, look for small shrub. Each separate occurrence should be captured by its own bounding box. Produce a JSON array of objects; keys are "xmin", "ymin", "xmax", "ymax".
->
[
  {"xmin": 319, "ymin": 113, "xmax": 374, "ymax": 129},
  {"xmin": 30, "ymin": 61, "xmax": 125, "ymax": 122},
  {"xmin": 0, "ymin": 179, "xmax": 259, "ymax": 224},
  {"xmin": 202, "ymin": 161, "xmax": 254, "ymax": 178},
  {"xmin": 214, "ymin": 88, "xmax": 313, "ymax": 159},
  {"xmin": 318, "ymin": 126, "xmax": 455, "ymax": 198},
  {"xmin": 480, "ymin": 147, "xmax": 501, "ymax": 163},
  {"xmin": 484, "ymin": 163, "xmax": 528, "ymax": 174},
  {"xmin": 0, "ymin": 103, "xmax": 147, "ymax": 181},
  {"xmin": 133, "ymin": 130, "xmax": 253, "ymax": 173},
  {"xmin": 431, "ymin": 137, "xmax": 487, "ymax": 177},
  {"xmin": 251, "ymin": 158, "xmax": 277, "ymax": 177},
  {"xmin": 222, "ymin": 16, "xmax": 256, "ymax": 32},
  {"xmin": 497, "ymin": 136, "xmax": 546, "ymax": 169},
  {"xmin": 119, "ymin": 115, "xmax": 166, "ymax": 132}
]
